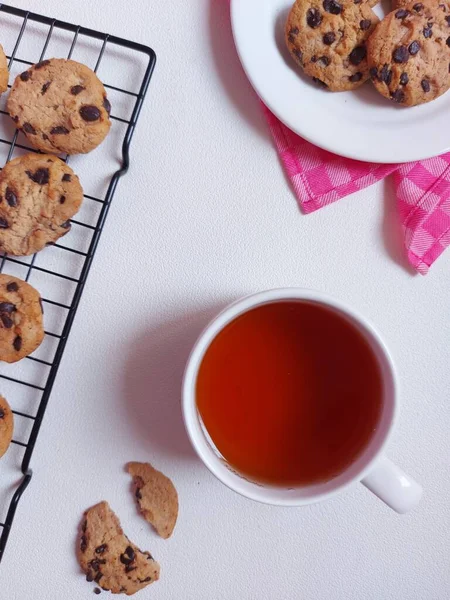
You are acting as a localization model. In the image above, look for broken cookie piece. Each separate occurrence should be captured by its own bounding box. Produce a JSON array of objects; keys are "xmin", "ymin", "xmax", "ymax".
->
[
  {"xmin": 127, "ymin": 462, "xmax": 179, "ymax": 539},
  {"xmin": 78, "ymin": 501, "xmax": 160, "ymax": 596}
]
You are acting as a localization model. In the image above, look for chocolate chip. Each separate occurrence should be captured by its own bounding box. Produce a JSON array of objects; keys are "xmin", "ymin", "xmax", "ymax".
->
[
  {"xmin": 12, "ymin": 116, "xmax": 19, "ymax": 123},
  {"xmin": 50, "ymin": 126, "xmax": 69, "ymax": 135},
  {"xmin": 423, "ymin": 26, "xmax": 432, "ymax": 38},
  {"xmin": 80, "ymin": 535, "xmax": 87, "ymax": 552},
  {"xmin": 94, "ymin": 572, "xmax": 103, "ymax": 584},
  {"xmin": 390, "ymin": 89, "xmax": 405, "ymax": 103},
  {"xmin": 138, "ymin": 577, "xmax": 152, "ymax": 583},
  {"xmin": 62, "ymin": 173, "xmax": 71, "ymax": 182},
  {"xmin": 22, "ymin": 122, "xmax": 36, "ymax": 134},
  {"xmin": 395, "ymin": 9, "xmax": 408, "ymax": 18},
  {"xmin": 323, "ymin": 0, "xmax": 341, "ymax": 14},
  {"xmin": 446, "ymin": 15, "xmax": 450, "ymax": 24},
  {"xmin": 421, "ymin": 79, "xmax": 430, "ymax": 92},
  {"xmin": 103, "ymin": 97, "xmax": 111, "ymax": 115},
  {"xmin": 120, "ymin": 546, "xmax": 135, "ymax": 565},
  {"xmin": 1, "ymin": 315, "xmax": 13, "ymax": 329},
  {"xmin": 413, "ymin": 2, "xmax": 423, "ymax": 10},
  {"xmin": 95, "ymin": 544, "xmax": 107, "ymax": 554},
  {"xmin": 0, "ymin": 409, "xmax": 4, "ymax": 418},
  {"xmin": 89, "ymin": 559, "xmax": 106, "ymax": 571},
  {"xmin": 35, "ymin": 60, "xmax": 50, "ymax": 69},
  {"xmin": 306, "ymin": 8, "xmax": 322, "ymax": 28},
  {"xmin": 289, "ymin": 27, "xmax": 299, "ymax": 36},
  {"xmin": 369, "ymin": 67, "xmax": 378, "ymax": 80},
  {"xmin": 349, "ymin": 46, "xmax": 366, "ymax": 66},
  {"xmin": 318, "ymin": 56, "xmax": 330, "ymax": 66},
  {"xmin": 60, "ymin": 195, "xmax": 66, "ymax": 204},
  {"xmin": 125, "ymin": 565, "xmax": 136, "ymax": 574},
  {"xmin": 125, "ymin": 546, "xmax": 135, "ymax": 560},
  {"xmin": 42, "ymin": 134, "xmax": 49, "ymax": 140},
  {"xmin": 393, "ymin": 46, "xmax": 409, "ymax": 63},
  {"xmin": 5, "ymin": 188, "xmax": 17, "ymax": 208},
  {"xmin": 293, "ymin": 48, "xmax": 303, "ymax": 62},
  {"xmin": 0, "ymin": 302, "xmax": 16, "ymax": 313},
  {"xmin": 86, "ymin": 571, "xmax": 95, "ymax": 583},
  {"xmin": 312, "ymin": 77, "xmax": 328, "ymax": 88},
  {"xmin": 6, "ymin": 282, "xmax": 18, "ymax": 292},
  {"xmin": 20, "ymin": 71, "xmax": 30, "ymax": 82},
  {"xmin": 0, "ymin": 218, "xmax": 9, "ymax": 229},
  {"xmin": 349, "ymin": 72, "xmax": 363, "ymax": 83},
  {"xmin": 288, "ymin": 34, "xmax": 295, "ymax": 43},
  {"xmin": 360, "ymin": 19, "xmax": 371, "ymax": 30},
  {"xmin": 400, "ymin": 72, "xmax": 409, "ymax": 85},
  {"xmin": 135, "ymin": 488, "xmax": 142, "ymax": 500},
  {"xmin": 354, "ymin": 0, "xmax": 362, "ymax": 3},
  {"xmin": 409, "ymin": 40, "xmax": 420, "ymax": 54},
  {"xmin": 311, "ymin": 55, "xmax": 317, "ymax": 63},
  {"xmin": 41, "ymin": 81, "xmax": 51, "ymax": 94},
  {"xmin": 61, "ymin": 220, "xmax": 71, "ymax": 229},
  {"xmin": 94, "ymin": 589, "xmax": 101, "ymax": 595},
  {"xmin": 70, "ymin": 85, "xmax": 85, "ymax": 95},
  {"xmin": 13, "ymin": 335, "xmax": 22, "ymax": 351},
  {"xmin": 26, "ymin": 168, "xmax": 50, "ymax": 185},
  {"xmin": 447, "ymin": 36, "xmax": 450, "ymax": 46},
  {"xmin": 79, "ymin": 105, "xmax": 101, "ymax": 122},
  {"xmin": 323, "ymin": 32, "xmax": 336, "ymax": 45}
]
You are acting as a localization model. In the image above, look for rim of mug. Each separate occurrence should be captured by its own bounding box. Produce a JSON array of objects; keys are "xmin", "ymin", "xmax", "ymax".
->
[{"xmin": 182, "ymin": 288, "xmax": 399, "ymax": 506}]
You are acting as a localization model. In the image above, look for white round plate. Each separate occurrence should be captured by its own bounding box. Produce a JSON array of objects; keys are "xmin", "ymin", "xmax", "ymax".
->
[{"xmin": 231, "ymin": 0, "xmax": 450, "ymax": 163}]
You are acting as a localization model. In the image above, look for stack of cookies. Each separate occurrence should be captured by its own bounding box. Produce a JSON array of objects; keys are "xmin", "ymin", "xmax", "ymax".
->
[
  {"xmin": 286, "ymin": 0, "xmax": 450, "ymax": 106},
  {"xmin": 0, "ymin": 55, "xmax": 112, "ymax": 460}
]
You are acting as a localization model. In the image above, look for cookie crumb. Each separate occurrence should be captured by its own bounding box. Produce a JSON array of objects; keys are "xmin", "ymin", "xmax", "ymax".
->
[
  {"xmin": 127, "ymin": 462, "xmax": 179, "ymax": 539},
  {"xmin": 78, "ymin": 502, "xmax": 159, "ymax": 595}
]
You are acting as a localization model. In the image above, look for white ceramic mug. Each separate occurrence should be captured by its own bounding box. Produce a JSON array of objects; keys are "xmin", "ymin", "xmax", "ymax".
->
[{"xmin": 182, "ymin": 289, "xmax": 422, "ymax": 513}]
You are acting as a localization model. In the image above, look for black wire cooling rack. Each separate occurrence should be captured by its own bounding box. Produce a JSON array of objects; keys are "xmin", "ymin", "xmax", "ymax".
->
[{"xmin": 0, "ymin": 4, "xmax": 156, "ymax": 562}]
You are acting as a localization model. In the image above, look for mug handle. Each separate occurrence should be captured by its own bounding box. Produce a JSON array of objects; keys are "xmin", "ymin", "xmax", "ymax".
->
[{"xmin": 362, "ymin": 456, "xmax": 422, "ymax": 514}]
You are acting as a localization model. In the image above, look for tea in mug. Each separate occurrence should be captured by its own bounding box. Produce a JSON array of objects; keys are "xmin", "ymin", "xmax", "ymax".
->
[{"xmin": 196, "ymin": 301, "xmax": 383, "ymax": 487}]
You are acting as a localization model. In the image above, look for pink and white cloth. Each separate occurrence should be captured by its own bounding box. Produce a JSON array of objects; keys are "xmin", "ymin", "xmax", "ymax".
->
[
  {"xmin": 226, "ymin": 0, "xmax": 450, "ymax": 273},
  {"xmin": 263, "ymin": 106, "xmax": 450, "ymax": 274}
]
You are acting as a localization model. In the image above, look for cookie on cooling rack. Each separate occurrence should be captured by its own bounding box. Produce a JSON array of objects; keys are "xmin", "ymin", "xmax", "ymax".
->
[
  {"xmin": 367, "ymin": 0, "xmax": 450, "ymax": 106},
  {"xmin": 0, "ymin": 153, "xmax": 83, "ymax": 256},
  {"xmin": 0, "ymin": 395, "xmax": 13, "ymax": 459},
  {"xmin": 7, "ymin": 58, "xmax": 111, "ymax": 155},
  {"xmin": 79, "ymin": 501, "xmax": 160, "ymax": 595},
  {"xmin": 286, "ymin": 0, "xmax": 379, "ymax": 91},
  {"xmin": 0, "ymin": 274, "xmax": 44, "ymax": 363},
  {"xmin": 0, "ymin": 44, "xmax": 9, "ymax": 95}
]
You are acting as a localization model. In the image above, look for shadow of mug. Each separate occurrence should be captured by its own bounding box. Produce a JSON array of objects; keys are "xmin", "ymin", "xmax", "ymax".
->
[{"xmin": 121, "ymin": 301, "xmax": 233, "ymax": 461}]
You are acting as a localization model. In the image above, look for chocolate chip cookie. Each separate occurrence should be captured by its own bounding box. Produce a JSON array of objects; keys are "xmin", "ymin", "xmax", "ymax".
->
[
  {"xmin": 79, "ymin": 502, "xmax": 160, "ymax": 595},
  {"xmin": 0, "ymin": 153, "xmax": 83, "ymax": 256},
  {"xmin": 128, "ymin": 462, "xmax": 179, "ymax": 539},
  {"xmin": 367, "ymin": 1, "xmax": 450, "ymax": 105},
  {"xmin": 0, "ymin": 45, "xmax": 9, "ymax": 95},
  {"xmin": 7, "ymin": 59, "xmax": 111, "ymax": 154},
  {"xmin": 0, "ymin": 395, "xmax": 13, "ymax": 458},
  {"xmin": 0, "ymin": 274, "xmax": 44, "ymax": 363},
  {"xmin": 286, "ymin": 0, "xmax": 379, "ymax": 91}
]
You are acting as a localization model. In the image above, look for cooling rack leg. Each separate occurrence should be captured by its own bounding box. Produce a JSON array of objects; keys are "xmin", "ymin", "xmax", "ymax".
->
[{"xmin": 0, "ymin": 471, "xmax": 33, "ymax": 564}]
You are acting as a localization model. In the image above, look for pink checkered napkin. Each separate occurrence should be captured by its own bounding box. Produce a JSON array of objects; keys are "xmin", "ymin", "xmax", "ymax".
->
[{"xmin": 263, "ymin": 106, "xmax": 450, "ymax": 275}]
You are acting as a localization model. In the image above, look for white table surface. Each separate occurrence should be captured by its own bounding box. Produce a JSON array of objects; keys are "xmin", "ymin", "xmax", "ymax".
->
[{"xmin": 1, "ymin": 0, "xmax": 450, "ymax": 599}]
